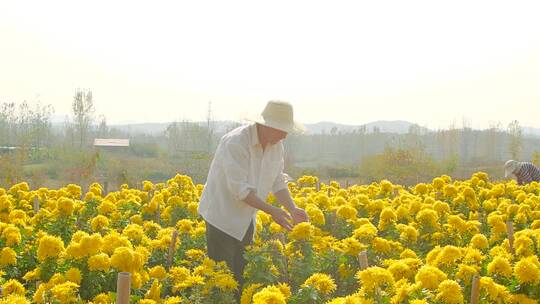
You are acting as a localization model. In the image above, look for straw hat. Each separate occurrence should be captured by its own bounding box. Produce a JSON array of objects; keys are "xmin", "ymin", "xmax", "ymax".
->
[
  {"xmin": 246, "ymin": 100, "xmax": 306, "ymax": 133},
  {"xmin": 504, "ymin": 160, "xmax": 521, "ymax": 178}
]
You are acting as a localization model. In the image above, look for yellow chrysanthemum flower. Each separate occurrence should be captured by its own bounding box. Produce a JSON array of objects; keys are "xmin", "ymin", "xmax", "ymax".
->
[
  {"xmin": 65, "ymin": 267, "xmax": 82, "ymax": 284},
  {"xmin": 2, "ymin": 279, "xmax": 25, "ymax": 296},
  {"xmin": 145, "ymin": 279, "xmax": 161, "ymax": 301},
  {"xmin": 396, "ymin": 224, "xmax": 418, "ymax": 243},
  {"xmin": 416, "ymin": 208, "xmax": 439, "ymax": 229},
  {"xmin": 336, "ymin": 205, "xmax": 357, "ymax": 221},
  {"xmin": 435, "ymin": 280, "xmax": 464, "ymax": 304},
  {"xmin": 163, "ymin": 297, "xmax": 182, "ymax": 304},
  {"xmin": 414, "ymin": 183, "xmax": 428, "ymax": 195},
  {"xmin": 91, "ymin": 215, "xmax": 110, "ymax": 231},
  {"xmin": 0, "ymin": 294, "xmax": 29, "ymax": 304},
  {"xmin": 415, "ymin": 265, "xmax": 447, "ymax": 290},
  {"xmin": 93, "ymin": 293, "xmax": 113, "ymax": 304},
  {"xmin": 88, "ymin": 253, "xmax": 111, "ymax": 272},
  {"xmin": 353, "ymin": 223, "xmax": 378, "ymax": 240},
  {"xmin": 469, "ymin": 234, "xmax": 488, "ymax": 250},
  {"xmin": 306, "ymin": 204, "xmax": 325, "ymax": 226},
  {"xmin": 0, "ymin": 247, "xmax": 17, "ymax": 266},
  {"xmin": 434, "ymin": 246, "xmax": 462, "ymax": 267},
  {"xmin": 37, "ymin": 234, "xmax": 64, "ymax": 262},
  {"xmin": 97, "ymin": 200, "xmax": 117, "ymax": 215},
  {"xmin": 356, "ymin": 266, "xmax": 395, "ymax": 293},
  {"xmin": 149, "ymin": 265, "xmax": 167, "ymax": 280},
  {"xmin": 432, "ymin": 177, "xmax": 446, "ymax": 190},
  {"xmin": 56, "ymin": 197, "xmax": 75, "ymax": 216},
  {"xmin": 1, "ymin": 225, "xmax": 22, "ymax": 246},
  {"xmin": 50, "ymin": 282, "xmax": 79, "ymax": 303},
  {"xmin": 487, "ymin": 256, "xmax": 513, "ymax": 278},
  {"xmin": 303, "ymin": 273, "xmax": 337, "ymax": 295},
  {"xmin": 22, "ymin": 268, "xmax": 40, "ymax": 282},
  {"xmin": 337, "ymin": 237, "xmax": 364, "ymax": 256},
  {"xmin": 455, "ymin": 264, "xmax": 478, "ymax": 285},
  {"xmin": 378, "ymin": 207, "xmax": 397, "ymax": 230},
  {"xmin": 288, "ymin": 222, "xmax": 314, "ymax": 242},
  {"xmin": 387, "ymin": 260, "xmax": 412, "ymax": 281},
  {"xmin": 514, "ymin": 256, "xmax": 540, "ymax": 284},
  {"xmin": 241, "ymin": 283, "xmax": 263, "ymax": 304},
  {"xmin": 252, "ymin": 286, "xmax": 286, "ymax": 304}
]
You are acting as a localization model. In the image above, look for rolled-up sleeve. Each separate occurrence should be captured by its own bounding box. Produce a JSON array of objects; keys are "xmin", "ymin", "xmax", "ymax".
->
[{"xmin": 221, "ymin": 142, "xmax": 255, "ymax": 201}]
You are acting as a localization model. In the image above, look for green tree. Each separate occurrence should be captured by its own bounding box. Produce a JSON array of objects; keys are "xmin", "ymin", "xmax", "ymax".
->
[
  {"xmin": 0, "ymin": 100, "xmax": 53, "ymax": 149},
  {"xmin": 0, "ymin": 148, "xmax": 26, "ymax": 186},
  {"xmin": 96, "ymin": 115, "xmax": 108, "ymax": 138},
  {"xmin": 72, "ymin": 89, "xmax": 95, "ymax": 148},
  {"xmin": 359, "ymin": 146, "xmax": 441, "ymax": 185},
  {"xmin": 507, "ymin": 120, "xmax": 523, "ymax": 160}
]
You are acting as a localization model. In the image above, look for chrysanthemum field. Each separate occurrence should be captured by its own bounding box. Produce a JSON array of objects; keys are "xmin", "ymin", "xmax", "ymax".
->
[{"xmin": 1, "ymin": 173, "xmax": 539, "ymax": 303}]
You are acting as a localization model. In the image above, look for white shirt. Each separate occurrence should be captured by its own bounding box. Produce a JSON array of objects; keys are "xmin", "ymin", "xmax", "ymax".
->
[{"xmin": 198, "ymin": 123, "xmax": 289, "ymax": 241}]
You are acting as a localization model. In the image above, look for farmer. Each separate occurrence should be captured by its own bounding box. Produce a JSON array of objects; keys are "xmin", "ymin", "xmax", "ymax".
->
[
  {"xmin": 198, "ymin": 100, "xmax": 309, "ymax": 298},
  {"xmin": 504, "ymin": 160, "xmax": 540, "ymax": 185}
]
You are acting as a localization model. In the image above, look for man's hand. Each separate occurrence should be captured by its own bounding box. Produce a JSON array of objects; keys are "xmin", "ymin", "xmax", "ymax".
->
[
  {"xmin": 289, "ymin": 206, "xmax": 309, "ymax": 224},
  {"xmin": 269, "ymin": 207, "xmax": 293, "ymax": 231},
  {"xmin": 273, "ymin": 189, "xmax": 309, "ymax": 225}
]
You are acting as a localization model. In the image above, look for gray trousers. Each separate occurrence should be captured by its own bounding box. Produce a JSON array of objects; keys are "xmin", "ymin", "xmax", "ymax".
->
[{"xmin": 205, "ymin": 220, "xmax": 254, "ymax": 293}]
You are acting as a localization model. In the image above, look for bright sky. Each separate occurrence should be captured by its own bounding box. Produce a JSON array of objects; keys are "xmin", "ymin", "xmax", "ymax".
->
[{"xmin": 1, "ymin": 0, "xmax": 540, "ymax": 129}]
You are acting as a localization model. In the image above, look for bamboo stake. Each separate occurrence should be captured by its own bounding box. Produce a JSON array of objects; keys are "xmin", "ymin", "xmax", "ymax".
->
[
  {"xmin": 506, "ymin": 221, "xmax": 515, "ymax": 254},
  {"xmin": 155, "ymin": 201, "xmax": 161, "ymax": 224},
  {"xmin": 470, "ymin": 275, "xmax": 480, "ymax": 304},
  {"xmin": 329, "ymin": 210, "xmax": 337, "ymax": 228},
  {"xmin": 358, "ymin": 250, "xmax": 381, "ymax": 302},
  {"xmin": 116, "ymin": 272, "xmax": 131, "ymax": 304},
  {"xmin": 358, "ymin": 250, "xmax": 369, "ymax": 270},
  {"xmin": 33, "ymin": 195, "xmax": 40, "ymax": 213},
  {"xmin": 167, "ymin": 230, "xmax": 179, "ymax": 269},
  {"xmin": 148, "ymin": 190, "xmax": 154, "ymax": 203},
  {"xmin": 80, "ymin": 185, "xmax": 85, "ymax": 200}
]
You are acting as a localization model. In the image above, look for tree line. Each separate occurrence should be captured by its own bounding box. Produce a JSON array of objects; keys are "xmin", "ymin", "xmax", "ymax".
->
[{"xmin": 1, "ymin": 90, "xmax": 538, "ymax": 187}]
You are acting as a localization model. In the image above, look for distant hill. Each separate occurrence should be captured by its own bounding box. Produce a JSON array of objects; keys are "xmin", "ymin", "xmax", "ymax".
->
[
  {"xmin": 523, "ymin": 127, "xmax": 540, "ymax": 137},
  {"xmin": 109, "ymin": 123, "xmax": 170, "ymax": 135},
  {"xmin": 106, "ymin": 121, "xmax": 240, "ymax": 135},
  {"xmin": 51, "ymin": 118, "xmax": 540, "ymax": 137},
  {"xmin": 304, "ymin": 120, "xmax": 427, "ymax": 134},
  {"xmin": 105, "ymin": 120, "xmax": 424, "ymax": 135},
  {"xmin": 303, "ymin": 122, "xmax": 357, "ymax": 134}
]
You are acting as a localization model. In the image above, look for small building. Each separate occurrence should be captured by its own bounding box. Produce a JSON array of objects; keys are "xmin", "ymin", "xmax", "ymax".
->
[
  {"xmin": 92, "ymin": 139, "xmax": 131, "ymax": 193},
  {"xmin": 93, "ymin": 139, "xmax": 130, "ymax": 147},
  {"xmin": 0, "ymin": 146, "xmax": 19, "ymax": 154}
]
